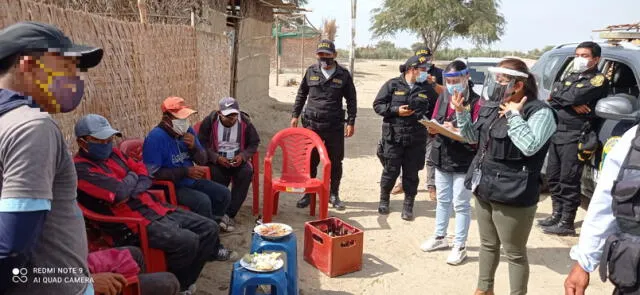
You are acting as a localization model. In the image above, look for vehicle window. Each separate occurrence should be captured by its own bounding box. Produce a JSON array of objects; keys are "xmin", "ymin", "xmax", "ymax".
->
[
  {"xmin": 558, "ymin": 57, "xmax": 576, "ymax": 82},
  {"xmin": 603, "ymin": 59, "xmax": 639, "ymax": 99},
  {"xmin": 468, "ymin": 62, "xmax": 499, "ymax": 85},
  {"xmin": 542, "ymin": 55, "xmax": 565, "ymax": 90}
]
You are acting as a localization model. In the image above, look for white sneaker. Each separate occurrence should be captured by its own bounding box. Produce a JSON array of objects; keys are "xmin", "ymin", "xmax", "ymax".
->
[
  {"xmin": 446, "ymin": 246, "xmax": 467, "ymax": 265},
  {"xmin": 220, "ymin": 215, "xmax": 235, "ymax": 232},
  {"xmin": 420, "ymin": 236, "xmax": 449, "ymax": 252}
]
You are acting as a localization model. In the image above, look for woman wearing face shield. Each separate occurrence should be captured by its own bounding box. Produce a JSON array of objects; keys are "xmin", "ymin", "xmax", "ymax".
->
[
  {"xmin": 420, "ymin": 61, "xmax": 482, "ymax": 265},
  {"xmin": 374, "ymin": 55, "xmax": 438, "ymax": 221},
  {"xmin": 453, "ymin": 59, "xmax": 557, "ymax": 295}
]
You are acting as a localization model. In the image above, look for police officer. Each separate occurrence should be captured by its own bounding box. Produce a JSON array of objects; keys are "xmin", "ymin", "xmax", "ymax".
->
[
  {"xmin": 374, "ymin": 55, "xmax": 438, "ymax": 221},
  {"xmin": 393, "ymin": 46, "xmax": 443, "ymax": 200},
  {"xmin": 564, "ymin": 124, "xmax": 640, "ymax": 295},
  {"xmin": 540, "ymin": 42, "xmax": 609, "ymax": 236},
  {"xmin": 291, "ymin": 39, "xmax": 357, "ymax": 210}
]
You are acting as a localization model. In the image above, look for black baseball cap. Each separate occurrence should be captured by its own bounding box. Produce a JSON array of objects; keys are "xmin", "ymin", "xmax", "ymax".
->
[
  {"xmin": 0, "ymin": 21, "xmax": 103, "ymax": 69},
  {"xmin": 316, "ymin": 39, "xmax": 336, "ymax": 54},
  {"xmin": 404, "ymin": 55, "xmax": 429, "ymax": 69}
]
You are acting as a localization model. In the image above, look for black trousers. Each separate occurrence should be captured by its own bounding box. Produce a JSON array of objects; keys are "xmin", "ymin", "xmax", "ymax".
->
[
  {"xmin": 380, "ymin": 141, "xmax": 426, "ymax": 197},
  {"xmin": 146, "ymin": 209, "xmax": 219, "ymax": 290},
  {"xmin": 309, "ymin": 128, "xmax": 344, "ymax": 196},
  {"xmin": 211, "ymin": 161, "xmax": 254, "ymax": 218},
  {"xmin": 547, "ymin": 141, "xmax": 584, "ymax": 216}
]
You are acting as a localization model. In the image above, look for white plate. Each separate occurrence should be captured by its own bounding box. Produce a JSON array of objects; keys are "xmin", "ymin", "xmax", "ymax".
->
[
  {"xmin": 253, "ymin": 223, "xmax": 293, "ymax": 240},
  {"xmin": 239, "ymin": 257, "xmax": 284, "ymax": 272}
]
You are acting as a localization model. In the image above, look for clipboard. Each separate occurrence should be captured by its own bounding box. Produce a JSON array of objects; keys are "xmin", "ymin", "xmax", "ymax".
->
[{"xmin": 419, "ymin": 119, "xmax": 467, "ymax": 143}]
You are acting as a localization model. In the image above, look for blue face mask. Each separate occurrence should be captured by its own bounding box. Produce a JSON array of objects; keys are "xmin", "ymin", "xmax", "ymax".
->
[
  {"xmin": 447, "ymin": 83, "xmax": 466, "ymax": 95},
  {"xmin": 86, "ymin": 141, "xmax": 113, "ymax": 160},
  {"xmin": 416, "ymin": 71, "xmax": 429, "ymax": 83}
]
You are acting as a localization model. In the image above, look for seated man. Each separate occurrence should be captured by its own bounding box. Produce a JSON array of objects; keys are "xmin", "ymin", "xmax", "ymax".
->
[
  {"xmin": 198, "ymin": 97, "xmax": 260, "ymax": 229},
  {"xmin": 73, "ymin": 114, "xmax": 232, "ymax": 293},
  {"xmin": 142, "ymin": 96, "xmax": 233, "ymax": 231},
  {"xmin": 88, "ymin": 246, "xmax": 181, "ymax": 295}
]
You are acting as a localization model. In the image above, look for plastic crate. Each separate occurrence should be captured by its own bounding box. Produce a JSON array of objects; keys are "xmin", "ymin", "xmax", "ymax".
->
[{"xmin": 303, "ymin": 217, "xmax": 363, "ymax": 277}]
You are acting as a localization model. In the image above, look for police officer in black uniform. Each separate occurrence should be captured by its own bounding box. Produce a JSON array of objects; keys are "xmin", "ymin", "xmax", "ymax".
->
[
  {"xmin": 564, "ymin": 124, "xmax": 640, "ymax": 295},
  {"xmin": 291, "ymin": 39, "xmax": 357, "ymax": 210},
  {"xmin": 374, "ymin": 55, "xmax": 438, "ymax": 220},
  {"xmin": 540, "ymin": 41, "xmax": 609, "ymax": 236}
]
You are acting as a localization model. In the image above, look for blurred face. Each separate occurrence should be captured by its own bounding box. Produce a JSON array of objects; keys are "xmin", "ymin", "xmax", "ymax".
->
[
  {"xmin": 16, "ymin": 52, "xmax": 84, "ymax": 113},
  {"xmin": 218, "ymin": 112, "xmax": 238, "ymax": 127},
  {"xmin": 575, "ymin": 47, "xmax": 600, "ymax": 69}
]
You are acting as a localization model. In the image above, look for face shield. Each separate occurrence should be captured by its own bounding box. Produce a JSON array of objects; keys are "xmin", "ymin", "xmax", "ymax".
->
[
  {"xmin": 481, "ymin": 66, "xmax": 528, "ymax": 102},
  {"xmin": 442, "ymin": 69, "xmax": 470, "ymax": 107}
]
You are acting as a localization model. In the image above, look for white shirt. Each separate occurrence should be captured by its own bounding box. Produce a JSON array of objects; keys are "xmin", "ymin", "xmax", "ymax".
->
[
  {"xmin": 321, "ymin": 66, "xmax": 336, "ymax": 79},
  {"xmin": 569, "ymin": 125, "xmax": 637, "ymax": 272}
]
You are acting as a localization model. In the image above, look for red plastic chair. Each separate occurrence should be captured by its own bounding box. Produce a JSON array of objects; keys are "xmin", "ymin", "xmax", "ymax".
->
[
  {"xmin": 193, "ymin": 120, "xmax": 261, "ymax": 216},
  {"xmin": 118, "ymin": 138, "xmax": 210, "ymax": 208},
  {"xmin": 79, "ymin": 190, "xmax": 168, "ymax": 273},
  {"xmin": 262, "ymin": 127, "xmax": 331, "ymax": 223}
]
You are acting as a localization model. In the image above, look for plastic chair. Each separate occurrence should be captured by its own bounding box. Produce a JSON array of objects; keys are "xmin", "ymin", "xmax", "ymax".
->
[
  {"xmin": 118, "ymin": 138, "xmax": 210, "ymax": 208},
  {"xmin": 229, "ymin": 261, "xmax": 288, "ymax": 295},
  {"xmin": 262, "ymin": 128, "xmax": 331, "ymax": 223},
  {"xmin": 194, "ymin": 120, "xmax": 261, "ymax": 216},
  {"xmin": 250, "ymin": 233, "xmax": 298, "ymax": 295},
  {"xmin": 78, "ymin": 190, "xmax": 168, "ymax": 273}
]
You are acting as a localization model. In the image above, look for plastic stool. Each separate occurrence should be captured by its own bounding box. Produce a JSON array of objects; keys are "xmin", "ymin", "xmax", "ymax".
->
[
  {"xmin": 229, "ymin": 261, "xmax": 288, "ymax": 295},
  {"xmin": 250, "ymin": 233, "xmax": 298, "ymax": 295}
]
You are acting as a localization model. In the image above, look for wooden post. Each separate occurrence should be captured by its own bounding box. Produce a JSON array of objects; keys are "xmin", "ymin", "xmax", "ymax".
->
[
  {"xmin": 275, "ymin": 16, "xmax": 280, "ymax": 86},
  {"xmin": 349, "ymin": 0, "xmax": 356, "ymax": 75},
  {"xmin": 137, "ymin": 0, "xmax": 147, "ymax": 24},
  {"xmin": 301, "ymin": 15, "xmax": 305, "ymax": 79}
]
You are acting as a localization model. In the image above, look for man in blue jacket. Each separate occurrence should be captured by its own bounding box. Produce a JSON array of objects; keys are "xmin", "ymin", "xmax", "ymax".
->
[{"xmin": 143, "ymin": 96, "xmax": 233, "ymax": 231}]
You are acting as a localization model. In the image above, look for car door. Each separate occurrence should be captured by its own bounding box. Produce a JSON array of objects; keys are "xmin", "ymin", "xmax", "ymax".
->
[{"xmin": 531, "ymin": 53, "xmax": 572, "ymax": 101}]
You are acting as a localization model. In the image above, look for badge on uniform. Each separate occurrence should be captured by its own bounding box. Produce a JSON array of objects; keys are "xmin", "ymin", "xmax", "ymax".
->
[
  {"xmin": 310, "ymin": 76, "xmax": 320, "ymax": 81},
  {"xmin": 576, "ymin": 83, "xmax": 584, "ymax": 88},
  {"xmin": 332, "ymin": 78, "xmax": 343, "ymax": 84},
  {"xmin": 564, "ymin": 81, "xmax": 572, "ymax": 86},
  {"xmin": 418, "ymin": 93, "xmax": 428, "ymax": 99},
  {"xmin": 590, "ymin": 74, "xmax": 605, "ymax": 87},
  {"xmin": 394, "ymin": 90, "xmax": 406, "ymax": 96}
]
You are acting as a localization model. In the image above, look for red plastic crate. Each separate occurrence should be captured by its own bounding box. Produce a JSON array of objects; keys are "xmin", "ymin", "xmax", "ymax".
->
[{"xmin": 303, "ymin": 217, "xmax": 363, "ymax": 277}]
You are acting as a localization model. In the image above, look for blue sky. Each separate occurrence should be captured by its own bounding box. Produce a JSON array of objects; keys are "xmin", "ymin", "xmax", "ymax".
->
[{"xmin": 303, "ymin": 0, "xmax": 640, "ymax": 51}]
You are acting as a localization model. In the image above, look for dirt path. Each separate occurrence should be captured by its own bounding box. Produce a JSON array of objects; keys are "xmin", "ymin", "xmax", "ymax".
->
[{"xmin": 196, "ymin": 59, "xmax": 614, "ymax": 295}]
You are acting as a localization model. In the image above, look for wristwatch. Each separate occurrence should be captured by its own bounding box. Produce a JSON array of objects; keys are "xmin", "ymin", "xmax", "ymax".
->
[{"xmin": 505, "ymin": 109, "xmax": 520, "ymax": 120}]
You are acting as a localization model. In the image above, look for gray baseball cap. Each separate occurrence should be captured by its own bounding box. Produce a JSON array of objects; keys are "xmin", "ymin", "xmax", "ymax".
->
[
  {"xmin": 219, "ymin": 97, "xmax": 240, "ymax": 116},
  {"xmin": 0, "ymin": 21, "xmax": 103, "ymax": 69},
  {"xmin": 74, "ymin": 114, "xmax": 122, "ymax": 139}
]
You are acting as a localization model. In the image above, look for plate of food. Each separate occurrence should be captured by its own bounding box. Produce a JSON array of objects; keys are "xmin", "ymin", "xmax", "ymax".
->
[
  {"xmin": 240, "ymin": 252, "xmax": 284, "ymax": 272},
  {"xmin": 253, "ymin": 223, "xmax": 293, "ymax": 240}
]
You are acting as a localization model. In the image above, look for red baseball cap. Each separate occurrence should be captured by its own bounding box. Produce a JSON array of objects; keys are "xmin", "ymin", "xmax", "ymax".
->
[{"xmin": 161, "ymin": 96, "xmax": 197, "ymax": 119}]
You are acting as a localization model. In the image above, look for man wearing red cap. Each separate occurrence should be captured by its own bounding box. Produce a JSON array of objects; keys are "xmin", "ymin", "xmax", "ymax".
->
[{"xmin": 142, "ymin": 97, "xmax": 233, "ymax": 231}]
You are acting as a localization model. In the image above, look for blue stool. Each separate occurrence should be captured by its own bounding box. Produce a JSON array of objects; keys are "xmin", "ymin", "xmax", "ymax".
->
[
  {"xmin": 229, "ymin": 261, "xmax": 288, "ymax": 295},
  {"xmin": 250, "ymin": 233, "xmax": 298, "ymax": 295}
]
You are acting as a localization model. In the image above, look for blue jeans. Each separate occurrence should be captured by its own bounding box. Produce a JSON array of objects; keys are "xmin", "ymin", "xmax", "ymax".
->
[
  {"xmin": 177, "ymin": 179, "xmax": 231, "ymax": 221},
  {"xmin": 434, "ymin": 168, "xmax": 472, "ymax": 246}
]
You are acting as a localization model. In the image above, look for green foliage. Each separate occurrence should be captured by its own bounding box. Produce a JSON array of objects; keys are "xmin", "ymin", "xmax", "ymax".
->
[
  {"xmin": 370, "ymin": 0, "xmax": 506, "ymax": 54},
  {"xmin": 336, "ymin": 45, "xmax": 555, "ymax": 61}
]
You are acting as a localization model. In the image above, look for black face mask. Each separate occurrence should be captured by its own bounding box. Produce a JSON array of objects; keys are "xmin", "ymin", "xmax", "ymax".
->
[{"xmin": 319, "ymin": 57, "xmax": 335, "ymax": 68}]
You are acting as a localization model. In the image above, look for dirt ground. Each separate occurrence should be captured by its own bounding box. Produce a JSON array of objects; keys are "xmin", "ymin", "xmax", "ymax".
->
[{"xmin": 196, "ymin": 59, "xmax": 614, "ymax": 295}]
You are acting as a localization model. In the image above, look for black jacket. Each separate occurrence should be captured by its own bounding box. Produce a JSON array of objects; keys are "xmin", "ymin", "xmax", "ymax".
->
[
  {"xmin": 292, "ymin": 63, "xmax": 357, "ymax": 131},
  {"xmin": 198, "ymin": 111, "xmax": 260, "ymax": 164}
]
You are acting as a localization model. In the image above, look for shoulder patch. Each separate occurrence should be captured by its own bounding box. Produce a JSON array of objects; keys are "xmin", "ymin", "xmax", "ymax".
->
[
  {"xmin": 394, "ymin": 90, "xmax": 406, "ymax": 96},
  {"xmin": 590, "ymin": 74, "xmax": 605, "ymax": 87},
  {"xmin": 418, "ymin": 93, "xmax": 428, "ymax": 99},
  {"xmin": 310, "ymin": 76, "xmax": 320, "ymax": 81}
]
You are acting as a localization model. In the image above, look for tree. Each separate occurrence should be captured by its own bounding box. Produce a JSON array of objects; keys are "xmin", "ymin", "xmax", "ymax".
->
[{"xmin": 370, "ymin": 0, "xmax": 505, "ymax": 56}]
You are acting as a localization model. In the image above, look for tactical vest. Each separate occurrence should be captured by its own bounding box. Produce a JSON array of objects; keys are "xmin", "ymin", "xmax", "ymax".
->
[
  {"xmin": 381, "ymin": 79, "xmax": 431, "ymax": 147},
  {"xmin": 302, "ymin": 64, "xmax": 349, "ymax": 131},
  {"xmin": 430, "ymin": 92, "xmax": 480, "ymax": 173},
  {"xmin": 600, "ymin": 127, "xmax": 640, "ymax": 294},
  {"xmin": 466, "ymin": 99, "xmax": 554, "ymax": 207}
]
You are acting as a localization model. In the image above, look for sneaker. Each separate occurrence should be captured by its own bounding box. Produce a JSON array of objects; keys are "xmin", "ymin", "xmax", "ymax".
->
[
  {"xmin": 446, "ymin": 245, "xmax": 467, "ymax": 265},
  {"xmin": 420, "ymin": 236, "xmax": 449, "ymax": 252},
  {"xmin": 215, "ymin": 246, "xmax": 235, "ymax": 261},
  {"xmin": 221, "ymin": 215, "xmax": 236, "ymax": 232},
  {"xmin": 330, "ymin": 194, "xmax": 346, "ymax": 210}
]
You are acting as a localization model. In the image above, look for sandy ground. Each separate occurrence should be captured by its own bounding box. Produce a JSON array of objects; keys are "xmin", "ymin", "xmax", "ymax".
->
[{"xmin": 196, "ymin": 59, "xmax": 614, "ymax": 295}]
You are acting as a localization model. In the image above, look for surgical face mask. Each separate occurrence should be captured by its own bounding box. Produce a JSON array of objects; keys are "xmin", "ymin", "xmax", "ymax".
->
[
  {"xmin": 171, "ymin": 119, "xmax": 190, "ymax": 134},
  {"xmin": 319, "ymin": 57, "xmax": 335, "ymax": 68},
  {"xmin": 35, "ymin": 60, "xmax": 85, "ymax": 113},
  {"xmin": 86, "ymin": 141, "xmax": 113, "ymax": 160},
  {"xmin": 446, "ymin": 83, "xmax": 465, "ymax": 95},
  {"xmin": 416, "ymin": 71, "xmax": 429, "ymax": 83},
  {"xmin": 573, "ymin": 57, "xmax": 591, "ymax": 73}
]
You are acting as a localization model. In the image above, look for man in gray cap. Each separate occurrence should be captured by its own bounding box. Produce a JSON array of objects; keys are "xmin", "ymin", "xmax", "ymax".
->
[{"xmin": 0, "ymin": 22, "xmax": 102, "ymax": 294}]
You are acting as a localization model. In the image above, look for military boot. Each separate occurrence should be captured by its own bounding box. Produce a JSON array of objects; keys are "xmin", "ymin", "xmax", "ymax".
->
[
  {"xmin": 542, "ymin": 213, "xmax": 576, "ymax": 236},
  {"xmin": 378, "ymin": 192, "xmax": 391, "ymax": 215},
  {"xmin": 537, "ymin": 200, "xmax": 562, "ymax": 227},
  {"xmin": 401, "ymin": 195, "xmax": 416, "ymax": 221}
]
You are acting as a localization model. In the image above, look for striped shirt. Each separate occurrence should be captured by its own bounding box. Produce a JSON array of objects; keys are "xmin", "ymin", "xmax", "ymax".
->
[{"xmin": 456, "ymin": 107, "xmax": 557, "ymax": 156}]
